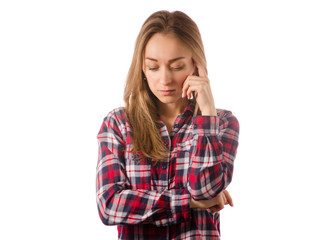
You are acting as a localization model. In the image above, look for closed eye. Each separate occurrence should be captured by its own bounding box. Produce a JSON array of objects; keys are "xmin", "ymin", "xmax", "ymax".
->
[{"xmin": 171, "ymin": 66, "xmax": 184, "ymax": 71}]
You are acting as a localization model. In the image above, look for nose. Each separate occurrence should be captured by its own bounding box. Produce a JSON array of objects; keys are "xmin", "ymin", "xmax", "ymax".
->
[{"xmin": 160, "ymin": 67, "xmax": 173, "ymax": 85}]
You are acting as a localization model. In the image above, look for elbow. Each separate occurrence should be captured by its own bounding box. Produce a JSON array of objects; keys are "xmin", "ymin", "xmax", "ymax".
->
[
  {"xmin": 188, "ymin": 179, "xmax": 224, "ymax": 201},
  {"xmin": 96, "ymin": 183, "xmax": 127, "ymax": 226},
  {"xmin": 188, "ymin": 162, "xmax": 230, "ymax": 200},
  {"xmin": 97, "ymin": 194, "xmax": 114, "ymax": 226},
  {"xmin": 99, "ymin": 213, "xmax": 110, "ymax": 226},
  {"xmin": 97, "ymin": 204, "xmax": 112, "ymax": 226},
  {"xmin": 98, "ymin": 206, "xmax": 118, "ymax": 226}
]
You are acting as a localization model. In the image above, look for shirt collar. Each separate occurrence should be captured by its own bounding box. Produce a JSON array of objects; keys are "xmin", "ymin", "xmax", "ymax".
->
[
  {"xmin": 182, "ymin": 100, "xmax": 196, "ymax": 118},
  {"xmin": 157, "ymin": 100, "xmax": 195, "ymax": 128}
]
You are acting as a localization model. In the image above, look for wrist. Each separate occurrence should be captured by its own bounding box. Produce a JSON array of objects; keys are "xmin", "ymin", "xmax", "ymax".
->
[
  {"xmin": 190, "ymin": 196, "xmax": 195, "ymax": 209},
  {"xmin": 201, "ymin": 108, "xmax": 217, "ymax": 116}
]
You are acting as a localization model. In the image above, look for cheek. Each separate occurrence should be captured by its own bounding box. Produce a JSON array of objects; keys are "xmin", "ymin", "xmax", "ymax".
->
[
  {"xmin": 146, "ymin": 77, "xmax": 159, "ymax": 91},
  {"xmin": 175, "ymin": 73, "xmax": 189, "ymax": 86},
  {"xmin": 175, "ymin": 65, "xmax": 194, "ymax": 85},
  {"xmin": 144, "ymin": 71, "xmax": 160, "ymax": 83}
]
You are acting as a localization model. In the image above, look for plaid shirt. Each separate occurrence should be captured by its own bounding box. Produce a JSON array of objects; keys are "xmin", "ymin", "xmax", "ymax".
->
[{"xmin": 96, "ymin": 102, "xmax": 239, "ymax": 240}]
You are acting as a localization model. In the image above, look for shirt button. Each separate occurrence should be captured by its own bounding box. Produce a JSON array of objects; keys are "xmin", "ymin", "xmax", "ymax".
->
[{"xmin": 161, "ymin": 163, "xmax": 167, "ymax": 169}]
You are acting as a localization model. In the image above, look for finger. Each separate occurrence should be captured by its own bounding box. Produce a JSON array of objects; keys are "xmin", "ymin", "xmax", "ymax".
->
[
  {"xmin": 186, "ymin": 86, "xmax": 198, "ymax": 100},
  {"xmin": 186, "ymin": 80, "xmax": 205, "ymax": 98},
  {"xmin": 222, "ymin": 192, "xmax": 228, "ymax": 205},
  {"xmin": 216, "ymin": 192, "xmax": 225, "ymax": 212},
  {"xmin": 195, "ymin": 62, "xmax": 207, "ymax": 77},
  {"xmin": 209, "ymin": 206, "xmax": 217, "ymax": 214},
  {"xmin": 217, "ymin": 202, "xmax": 225, "ymax": 212},
  {"xmin": 182, "ymin": 77, "xmax": 196, "ymax": 98},
  {"xmin": 209, "ymin": 205, "xmax": 220, "ymax": 214},
  {"xmin": 182, "ymin": 78, "xmax": 190, "ymax": 98},
  {"xmin": 223, "ymin": 190, "xmax": 234, "ymax": 207},
  {"xmin": 183, "ymin": 75, "xmax": 209, "ymax": 99},
  {"xmin": 182, "ymin": 78, "xmax": 198, "ymax": 99},
  {"xmin": 210, "ymin": 203, "xmax": 224, "ymax": 214}
]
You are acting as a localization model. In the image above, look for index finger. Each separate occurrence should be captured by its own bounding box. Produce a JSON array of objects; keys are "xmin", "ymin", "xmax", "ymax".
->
[
  {"xmin": 195, "ymin": 61, "xmax": 207, "ymax": 77},
  {"xmin": 223, "ymin": 190, "xmax": 234, "ymax": 207}
]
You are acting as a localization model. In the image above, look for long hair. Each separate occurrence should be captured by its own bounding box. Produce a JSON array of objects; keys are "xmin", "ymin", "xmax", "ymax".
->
[{"xmin": 124, "ymin": 10, "xmax": 207, "ymax": 160}]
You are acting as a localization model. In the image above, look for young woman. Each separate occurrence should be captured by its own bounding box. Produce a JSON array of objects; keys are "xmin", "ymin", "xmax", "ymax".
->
[{"xmin": 96, "ymin": 10, "xmax": 239, "ymax": 240}]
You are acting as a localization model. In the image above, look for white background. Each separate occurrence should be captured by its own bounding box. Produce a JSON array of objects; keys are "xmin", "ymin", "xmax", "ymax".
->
[{"xmin": 1, "ymin": 0, "xmax": 335, "ymax": 239}]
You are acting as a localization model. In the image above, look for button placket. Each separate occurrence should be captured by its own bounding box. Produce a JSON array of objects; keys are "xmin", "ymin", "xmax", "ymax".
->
[{"xmin": 161, "ymin": 162, "xmax": 167, "ymax": 169}]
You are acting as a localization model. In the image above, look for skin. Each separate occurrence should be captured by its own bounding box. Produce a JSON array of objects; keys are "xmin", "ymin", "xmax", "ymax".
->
[
  {"xmin": 143, "ymin": 33, "xmax": 233, "ymax": 213},
  {"xmin": 143, "ymin": 33, "xmax": 193, "ymax": 122}
]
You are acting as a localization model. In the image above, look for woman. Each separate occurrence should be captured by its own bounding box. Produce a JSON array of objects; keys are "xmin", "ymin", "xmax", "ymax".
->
[{"xmin": 96, "ymin": 10, "xmax": 239, "ymax": 240}]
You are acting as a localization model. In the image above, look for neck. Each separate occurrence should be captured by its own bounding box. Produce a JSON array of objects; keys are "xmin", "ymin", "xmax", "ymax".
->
[{"xmin": 158, "ymin": 98, "xmax": 189, "ymax": 119}]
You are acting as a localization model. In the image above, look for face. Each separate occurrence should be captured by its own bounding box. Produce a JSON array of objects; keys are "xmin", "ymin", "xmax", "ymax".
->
[{"xmin": 143, "ymin": 33, "xmax": 195, "ymax": 108}]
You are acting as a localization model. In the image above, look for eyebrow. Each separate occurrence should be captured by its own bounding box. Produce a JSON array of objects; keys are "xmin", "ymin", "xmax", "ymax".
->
[{"xmin": 145, "ymin": 57, "xmax": 186, "ymax": 63}]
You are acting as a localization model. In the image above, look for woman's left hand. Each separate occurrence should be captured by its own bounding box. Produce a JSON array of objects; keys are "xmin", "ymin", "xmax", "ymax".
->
[{"xmin": 182, "ymin": 62, "xmax": 217, "ymax": 116}]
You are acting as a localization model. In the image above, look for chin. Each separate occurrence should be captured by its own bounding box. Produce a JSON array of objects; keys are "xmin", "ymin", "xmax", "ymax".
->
[
  {"xmin": 158, "ymin": 96, "xmax": 186, "ymax": 105},
  {"xmin": 158, "ymin": 99, "xmax": 177, "ymax": 104}
]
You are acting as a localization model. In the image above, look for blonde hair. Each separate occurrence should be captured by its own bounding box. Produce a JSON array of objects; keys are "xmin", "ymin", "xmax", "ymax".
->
[{"xmin": 124, "ymin": 10, "xmax": 207, "ymax": 160}]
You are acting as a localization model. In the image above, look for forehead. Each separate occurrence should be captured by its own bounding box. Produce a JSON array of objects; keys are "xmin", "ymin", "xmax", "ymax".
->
[{"xmin": 144, "ymin": 33, "xmax": 192, "ymax": 61}]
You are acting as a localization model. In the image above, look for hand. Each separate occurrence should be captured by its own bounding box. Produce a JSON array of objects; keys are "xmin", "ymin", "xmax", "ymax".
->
[
  {"xmin": 190, "ymin": 190, "xmax": 234, "ymax": 214},
  {"xmin": 182, "ymin": 62, "xmax": 216, "ymax": 116}
]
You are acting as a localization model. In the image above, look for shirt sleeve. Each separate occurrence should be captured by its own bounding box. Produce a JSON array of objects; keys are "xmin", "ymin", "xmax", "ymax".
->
[
  {"xmin": 96, "ymin": 111, "xmax": 191, "ymax": 227},
  {"xmin": 187, "ymin": 110, "xmax": 239, "ymax": 200}
]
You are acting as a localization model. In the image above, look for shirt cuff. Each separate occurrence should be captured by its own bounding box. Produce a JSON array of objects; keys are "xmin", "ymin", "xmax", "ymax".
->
[{"xmin": 192, "ymin": 116, "xmax": 219, "ymax": 136}]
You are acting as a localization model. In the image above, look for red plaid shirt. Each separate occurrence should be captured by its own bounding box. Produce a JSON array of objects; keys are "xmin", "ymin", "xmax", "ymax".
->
[{"xmin": 96, "ymin": 102, "xmax": 239, "ymax": 240}]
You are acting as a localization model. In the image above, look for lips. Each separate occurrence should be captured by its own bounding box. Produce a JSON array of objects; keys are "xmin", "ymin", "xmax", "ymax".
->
[
  {"xmin": 160, "ymin": 90, "xmax": 175, "ymax": 92},
  {"xmin": 159, "ymin": 90, "xmax": 175, "ymax": 96}
]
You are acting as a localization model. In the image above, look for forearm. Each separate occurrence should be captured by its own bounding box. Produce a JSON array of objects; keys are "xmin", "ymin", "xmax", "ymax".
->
[
  {"xmin": 97, "ymin": 186, "xmax": 191, "ymax": 227},
  {"xmin": 188, "ymin": 112, "xmax": 239, "ymax": 200},
  {"xmin": 189, "ymin": 189, "xmax": 234, "ymax": 214},
  {"xmin": 188, "ymin": 161, "xmax": 228, "ymax": 200}
]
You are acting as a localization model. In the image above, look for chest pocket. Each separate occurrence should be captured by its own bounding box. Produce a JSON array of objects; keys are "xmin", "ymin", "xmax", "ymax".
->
[
  {"xmin": 124, "ymin": 145, "xmax": 151, "ymax": 190},
  {"xmin": 175, "ymin": 139, "xmax": 193, "ymax": 157},
  {"xmin": 171, "ymin": 138, "xmax": 194, "ymax": 188}
]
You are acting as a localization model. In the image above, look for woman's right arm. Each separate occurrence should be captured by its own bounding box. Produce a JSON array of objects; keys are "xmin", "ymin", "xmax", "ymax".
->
[{"xmin": 96, "ymin": 110, "xmax": 191, "ymax": 227}]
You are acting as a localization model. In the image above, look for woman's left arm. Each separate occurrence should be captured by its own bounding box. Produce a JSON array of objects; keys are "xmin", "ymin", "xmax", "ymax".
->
[
  {"xmin": 188, "ymin": 111, "xmax": 239, "ymax": 200},
  {"xmin": 182, "ymin": 63, "xmax": 239, "ymax": 201}
]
